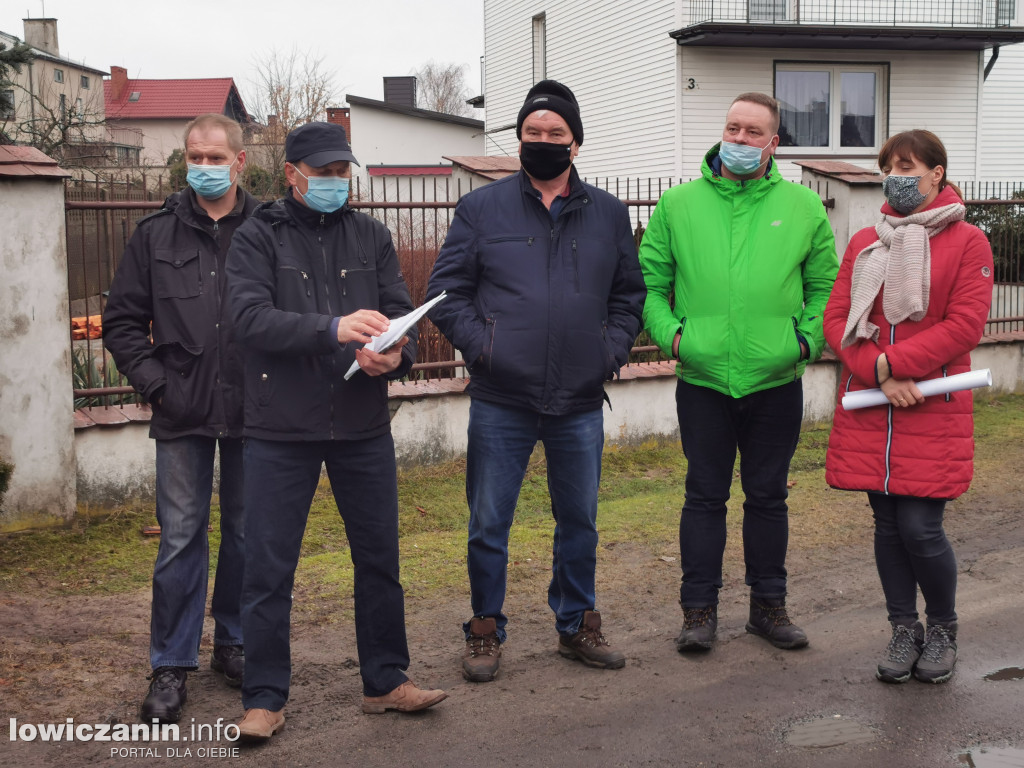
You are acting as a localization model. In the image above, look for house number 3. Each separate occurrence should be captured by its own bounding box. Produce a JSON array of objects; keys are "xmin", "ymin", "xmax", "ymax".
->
[{"xmin": 686, "ymin": 78, "xmax": 696, "ymax": 89}]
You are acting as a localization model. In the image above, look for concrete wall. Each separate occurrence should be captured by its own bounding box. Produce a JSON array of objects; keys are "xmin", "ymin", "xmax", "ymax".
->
[
  {"xmin": 0, "ymin": 178, "xmax": 76, "ymax": 530},
  {"xmin": 75, "ymin": 342, "xmax": 1024, "ymax": 505}
]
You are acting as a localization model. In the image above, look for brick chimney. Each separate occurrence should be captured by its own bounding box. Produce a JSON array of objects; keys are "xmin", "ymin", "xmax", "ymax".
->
[
  {"xmin": 326, "ymin": 107, "xmax": 351, "ymax": 142},
  {"xmin": 23, "ymin": 18, "xmax": 59, "ymax": 56},
  {"xmin": 109, "ymin": 66, "xmax": 128, "ymax": 101}
]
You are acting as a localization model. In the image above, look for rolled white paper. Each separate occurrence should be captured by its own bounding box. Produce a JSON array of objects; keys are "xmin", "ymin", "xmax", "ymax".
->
[{"xmin": 841, "ymin": 368, "xmax": 992, "ymax": 411}]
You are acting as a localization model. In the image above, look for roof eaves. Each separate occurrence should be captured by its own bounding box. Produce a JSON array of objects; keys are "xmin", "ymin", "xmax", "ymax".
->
[{"xmin": 346, "ymin": 94, "xmax": 484, "ymax": 129}]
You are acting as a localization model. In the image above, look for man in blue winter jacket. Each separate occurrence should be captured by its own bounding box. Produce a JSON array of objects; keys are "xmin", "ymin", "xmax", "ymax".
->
[{"xmin": 426, "ymin": 80, "xmax": 646, "ymax": 683}]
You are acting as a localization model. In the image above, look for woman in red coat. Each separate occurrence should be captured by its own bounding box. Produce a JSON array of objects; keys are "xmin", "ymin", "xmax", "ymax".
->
[{"xmin": 824, "ymin": 130, "xmax": 993, "ymax": 685}]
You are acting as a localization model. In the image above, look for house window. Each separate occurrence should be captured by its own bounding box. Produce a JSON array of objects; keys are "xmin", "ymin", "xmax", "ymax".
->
[
  {"xmin": 532, "ymin": 13, "xmax": 546, "ymax": 83},
  {"xmin": 775, "ymin": 63, "xmax": 887, "ymax": 153},
  {"xmin": 59, "ymin": 93, "xmax": 67, "ymax": 121},
  {"xmin": 76, "ymin": 97, "xmax": 84, "ymax": 119},
  {"xmin": 54, "ymin": 68, "xmax": 64, "ymax": 83},
  {"xmin": 81, "ymin": 75, "xmax": 90, "ymax": 89},
  {"xmin": 750, "ymin": 0, "xmax": 789, "ymax": 22},
  {"xmin": 129, "ymin": 91, "xmax": 141, "ymax": 102},
  {"xmin": 1, "ymin": 89, "xmax": 14, "ymax": 119}
]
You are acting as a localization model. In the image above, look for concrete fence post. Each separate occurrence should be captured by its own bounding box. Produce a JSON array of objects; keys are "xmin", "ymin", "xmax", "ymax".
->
[{"xmin": 0, "ymin": 147, "xmax": 76, "ymax": 531}]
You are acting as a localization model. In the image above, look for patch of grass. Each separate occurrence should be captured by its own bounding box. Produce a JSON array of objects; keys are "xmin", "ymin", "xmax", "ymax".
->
[{"xmin": 2, "ymin": 395, "xmax": 1021, "ymax": 618}]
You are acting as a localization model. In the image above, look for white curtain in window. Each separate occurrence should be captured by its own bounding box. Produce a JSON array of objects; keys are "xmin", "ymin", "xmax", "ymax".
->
[{"xmin": 776, "ymin": 70, "xmax": 830, "ymax": 147}]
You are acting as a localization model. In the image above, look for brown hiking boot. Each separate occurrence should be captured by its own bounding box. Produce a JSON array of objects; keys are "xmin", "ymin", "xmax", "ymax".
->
[
  {"xmin": 462, "ymin": 616, "xmax": 501, "ymax": 682},
  {"xmin": 557, "ymin": 610, "xmax": 626, "ymax": 669},
  {"xmin": 362, "ymin": 680, "xmax": 448, "ymax": 714}
]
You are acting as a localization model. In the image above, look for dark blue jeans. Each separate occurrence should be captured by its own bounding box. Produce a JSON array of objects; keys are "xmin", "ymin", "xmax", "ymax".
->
[
  {"xmin": 240, "ymin": 434, "xmax": 410, "ymax": 710},
  {"xmin": 151, "ymin": 436, "xmax": 244, "ymax": 670},
  {"xmin": 868, "ymin": 493, "xmax": 957, "ymax": 625},
  {"xmin": 675, "ymin": 379, "xmax": 803, "ymax": 608},
  {"xmin": 465, "ymin": 399, "xmax": 604, "ymax": 640}
]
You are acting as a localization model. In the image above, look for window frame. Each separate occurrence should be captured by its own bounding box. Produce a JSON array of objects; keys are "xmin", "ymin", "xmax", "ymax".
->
[
  {"xmin": 773, "ymin": 61, "xmax": 889, "ymax": 157},
  {"xmin": 53, "ymin": 68, "xmax": 64, "ymax": 83},
  {"xmin": 1, "ymin": 88, "xmax": 15, "ymax": 119},
  {"xmin": 81, "ymin": 75, "xmax": 90, "ymax": 89},
  {"xmin": 532, "ymin": 13, "xmax": 547, "ymax": 84}
]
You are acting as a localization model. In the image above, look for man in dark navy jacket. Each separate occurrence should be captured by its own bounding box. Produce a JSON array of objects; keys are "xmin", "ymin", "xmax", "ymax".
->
[
  {"xmin": 225, "ymin": 122, "xmax": 445, "ymax": 742},
  {"xmin": 104, "ymin": 114, "xmax": 256, "ymax": 723},
  {"xmin": 427, "ymin": 80, "xmax": 646, "ymax": 683}
]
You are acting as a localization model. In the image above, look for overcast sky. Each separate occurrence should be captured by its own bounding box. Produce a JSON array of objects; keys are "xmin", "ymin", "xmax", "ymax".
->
[{"xmin": 1, "ymin": 0, "xmax": 484, "ymax": 108}]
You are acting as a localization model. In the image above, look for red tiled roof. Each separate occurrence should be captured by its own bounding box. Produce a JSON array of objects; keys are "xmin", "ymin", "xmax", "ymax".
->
[
  {"xmin": 104, "ymin": 77, "xmax": 245, "ymax": 120},
  {"xmin": 0, "ymin": 145, "xmax": 71, "ymax": 178},
  {"xmin": 367, "ymin": 165, "xmax": 453, "ymax": 177},
  {"xmin": 444, "ymin": 155, "xmax": 521, "ymax": 181}
]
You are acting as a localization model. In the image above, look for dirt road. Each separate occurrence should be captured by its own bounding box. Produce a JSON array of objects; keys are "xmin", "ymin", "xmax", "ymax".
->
[{"xmin": 3, "ymin": 484, "xmax": 1023, "ymax": 767}]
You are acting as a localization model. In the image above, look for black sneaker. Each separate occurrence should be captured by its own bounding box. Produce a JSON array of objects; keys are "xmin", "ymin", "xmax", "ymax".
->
[
  {"xmin": 745, "ymin": 596, "xmax": 809, "ymax": 650},
  {"xmin": 140, "ymin": 667, "xmax": 187, "ymax": 724},
  {"xmin": 914, "ymin": 623, "xmax": 958, "ymax": 684},
  {"xmin": 211, "ymin": 645, "xmax": 244, "ymax": 688},
  {"xmin": 876, "ymin": 621, "xmax": 924, "ymax": 684},
  {"xmin": 676, "ymin": 606, "xmax": 717, "ymax": 652}
]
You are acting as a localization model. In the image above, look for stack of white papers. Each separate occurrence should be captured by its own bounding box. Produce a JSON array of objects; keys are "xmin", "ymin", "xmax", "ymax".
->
[{"xmin": 344, "ymin": 292, "xmax": 447, "ymax": 380}]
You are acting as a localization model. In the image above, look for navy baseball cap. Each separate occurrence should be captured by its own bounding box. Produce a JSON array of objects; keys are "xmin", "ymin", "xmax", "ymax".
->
[{"xmin": 285, "ymin": 122, "xmax": 360, "ymax": 167}]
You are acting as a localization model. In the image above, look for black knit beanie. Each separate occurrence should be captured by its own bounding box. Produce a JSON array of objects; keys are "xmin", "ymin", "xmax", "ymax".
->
[{"xmin": 516, "ymin": 80, "xmax": 584, "ymax": 146}]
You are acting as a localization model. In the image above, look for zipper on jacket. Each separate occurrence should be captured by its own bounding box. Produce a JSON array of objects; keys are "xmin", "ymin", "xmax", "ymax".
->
[
  {"xmin": 340, "ymin": 269, "xmax": 347, "ymax": 297},
  {"xmin": 573, "ymin": 239, "xmax": 580, "ymax": 292},
  {"xmin": 883, "ymin": 324, "xmax": 896, "ymax": 494},
  {"xmin": 317, "ymin": 216, "xmax": 333, "ymax": 316},
  {"xmin": 942, "ymin": 364, "xmax": 950, "ymax": 402}
]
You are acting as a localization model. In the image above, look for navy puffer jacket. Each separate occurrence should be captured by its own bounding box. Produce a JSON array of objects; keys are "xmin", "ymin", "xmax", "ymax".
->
[{"xmin": 427, "ymin": 168, "xmax": 645, "ymax": 415}]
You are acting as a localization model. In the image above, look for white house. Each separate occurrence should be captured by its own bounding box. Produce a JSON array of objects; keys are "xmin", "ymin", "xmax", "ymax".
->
[
  {"xmin": 343, "ymin": 77, "xmax": 485, "ymax": 202},
  {"xmin": 481, "ymin": 0, "xmax": 1024, "ymax": 186}
]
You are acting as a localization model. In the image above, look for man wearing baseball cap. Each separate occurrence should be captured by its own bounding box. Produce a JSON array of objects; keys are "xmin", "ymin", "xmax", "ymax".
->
[
  {"xmin": 427, "ymin": 81, "xmax": 646, "ymax": 682},
  {"xmin": 226, "ymin": 121, "xmax": 446, "ymax": 741}
]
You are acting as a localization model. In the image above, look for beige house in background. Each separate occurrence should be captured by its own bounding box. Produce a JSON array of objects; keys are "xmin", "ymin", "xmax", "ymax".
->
[
  {"xmin": 0, "ymin": 18, "xmax": 120, "ymax": 165},
  {"xmin": 104, "ymin": 68, "xmax": 250, "ymax": 167}
]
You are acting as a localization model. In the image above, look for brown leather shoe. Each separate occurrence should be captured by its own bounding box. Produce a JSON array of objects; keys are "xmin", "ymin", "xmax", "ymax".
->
[
  {"xmin": 462, "ymin": 616, "xmax": 501, "ymax": 682},
  {"xmin": 362, "ymin": 680, "xmax": 447, "ymax": 714},
  {"xmin": 557, "ymin": 610, "xmax": 626, "ymax": 669},
  {"xmin": 237, "ymin": 708, "xmax": 285, "ymax": 742}
]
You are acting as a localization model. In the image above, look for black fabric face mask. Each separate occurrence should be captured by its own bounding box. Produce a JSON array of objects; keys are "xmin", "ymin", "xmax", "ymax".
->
[{"xmin": 519, "ymin": 141, "xmax": 574, "ymax": 181}]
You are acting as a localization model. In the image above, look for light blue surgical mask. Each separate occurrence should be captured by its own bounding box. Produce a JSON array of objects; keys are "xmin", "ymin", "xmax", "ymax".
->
[
  {"xmin": 186, "ymin": 160, "xmax": 236, "ymax": 200},
  {"xmin": 295, "ymin": 168, "xmax": 350, "ymax": 213},
  {"xmin": 719, "ymin": 138, "xmax": 775, "ymax": 177}
]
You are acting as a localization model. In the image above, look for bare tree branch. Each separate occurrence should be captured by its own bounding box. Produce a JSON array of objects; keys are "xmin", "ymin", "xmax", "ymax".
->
[{"xmin": 415, "ymin": 61, "xmax": 471, "ymax": 117}]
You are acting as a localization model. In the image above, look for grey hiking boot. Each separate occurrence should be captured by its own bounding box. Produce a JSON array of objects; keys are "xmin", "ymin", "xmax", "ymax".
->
[
  {"xmin": 462, "ymin": 616, "xmax": 501, "ymax": 682},
  {"xmin": 914, "ymin": 623, "xmax": 958, "ymax": 684},
  {"xmin": 676, "ymin": 606, "xmax": 717, "ymax": 652},
  {"xmin": 876, "ymin": 621, "xmax": 924, "ymax": 684},
  {"xmin": 746, "ymin": 596, "xmax": 809, "ymax": 649}
]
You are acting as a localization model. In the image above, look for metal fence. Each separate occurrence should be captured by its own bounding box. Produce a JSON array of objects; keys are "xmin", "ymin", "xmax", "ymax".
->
[
  {"xmin": 688, "ymin": 0, "xmax": 1015, "ymax": 26},
  {"xmin": 66, "ymin": 177, "xmax": 1024, "ymax": 402}
]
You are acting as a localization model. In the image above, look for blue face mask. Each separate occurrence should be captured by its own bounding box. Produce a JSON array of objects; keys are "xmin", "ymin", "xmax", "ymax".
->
[
  {"xmin": 186, "ymin": 160, "xmax": 235, "ymax": 200},
  {"xmin": 295, "ymin": 168, "xmax": 350, "ymax": 213},
  {"xmin": 719, "ymin": 138, "xmax": 774, "ymax": 177}
]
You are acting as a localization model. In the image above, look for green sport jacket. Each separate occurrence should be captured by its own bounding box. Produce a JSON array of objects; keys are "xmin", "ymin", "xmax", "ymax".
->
[{"xmin": 639, "ymin": 145, "xmax": 838, "ymax": 398}]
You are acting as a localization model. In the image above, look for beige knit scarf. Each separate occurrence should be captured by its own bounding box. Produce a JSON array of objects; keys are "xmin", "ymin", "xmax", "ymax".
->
[{"xmin": 841, "ymin": 202, "xmax": 965, "ymax": 349}]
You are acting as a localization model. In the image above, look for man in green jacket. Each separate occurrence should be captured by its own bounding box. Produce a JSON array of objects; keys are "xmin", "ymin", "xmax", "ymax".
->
[{"xmin": 639, "ymin": 92, "xmax": 838, "ymax": 654}]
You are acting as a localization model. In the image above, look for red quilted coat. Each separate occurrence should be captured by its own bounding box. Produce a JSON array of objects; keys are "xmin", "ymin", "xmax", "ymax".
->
[{"xmin": 824, "ymin": 186, "xmax": 994, "ymax": 499}]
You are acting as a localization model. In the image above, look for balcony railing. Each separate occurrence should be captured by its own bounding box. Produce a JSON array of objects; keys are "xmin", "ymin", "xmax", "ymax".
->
[
  {"xmin": 688, "ymin": 0, "xmax": 1016, "ymax": 27},
  {"xmin": 105, "ymin": 126, "xmax": 144, "ymax": 148}
]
